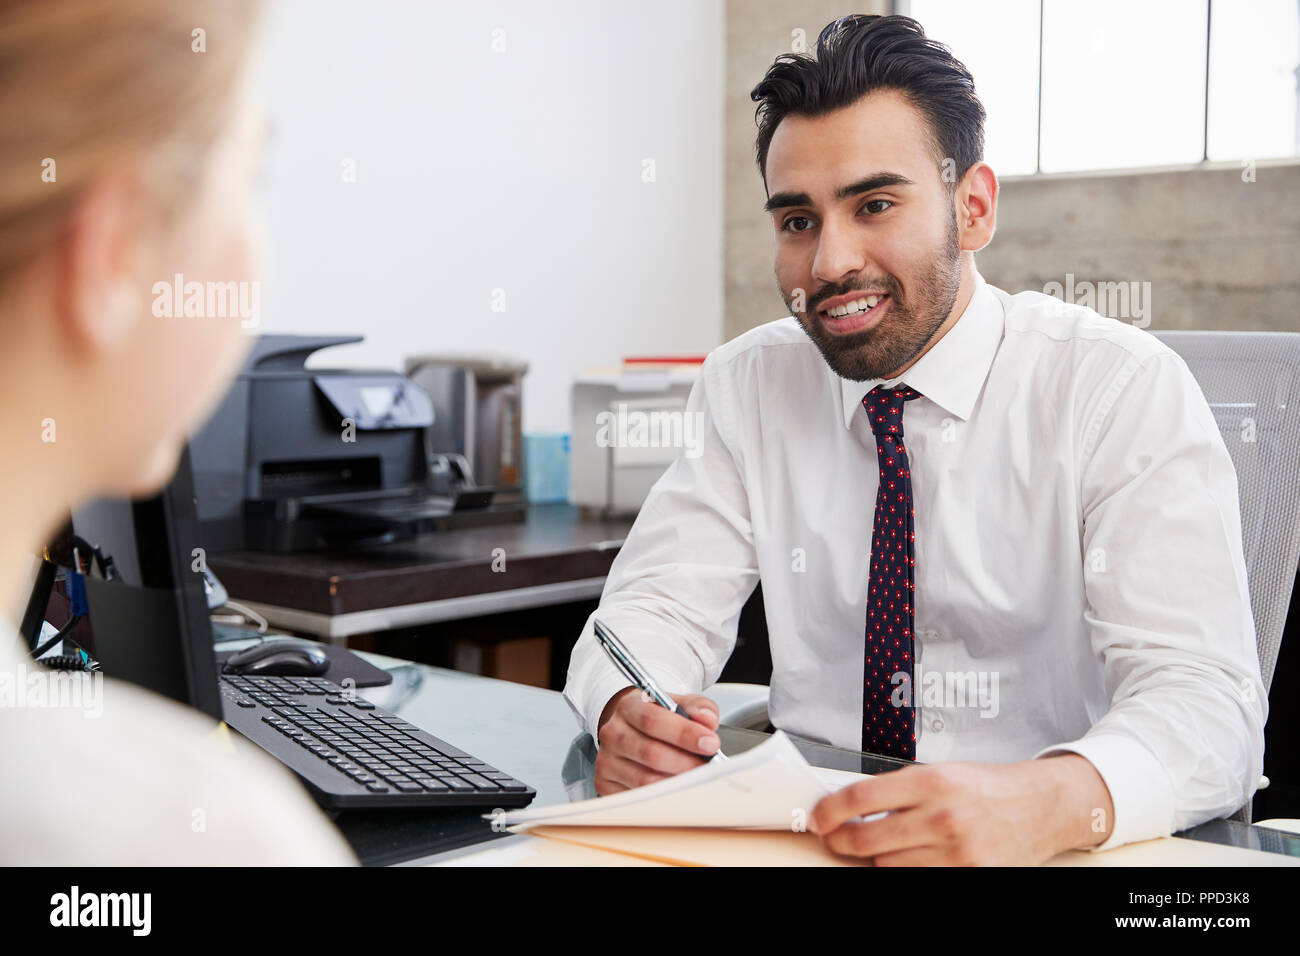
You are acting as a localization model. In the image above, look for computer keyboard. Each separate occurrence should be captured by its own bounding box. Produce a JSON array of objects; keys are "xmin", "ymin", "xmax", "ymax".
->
[{"xmin": 219, "ymin": 674, "xmax": 536, "ymax": 810}]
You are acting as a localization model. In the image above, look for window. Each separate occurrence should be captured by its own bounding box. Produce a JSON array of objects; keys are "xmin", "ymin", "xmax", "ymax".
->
[
  {"xmin": 1207, "ymin": 0, "xmax": 1300, "ymax": 161},
  {"xmin": 903, "ymin": 0, "xmax": 1300, "ymax": 175}
]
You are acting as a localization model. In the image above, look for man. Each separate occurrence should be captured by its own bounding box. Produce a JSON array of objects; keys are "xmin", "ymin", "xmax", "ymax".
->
[{"xmin": 562, "ymin": 14, "xmax": 1265, "ymax": 865}]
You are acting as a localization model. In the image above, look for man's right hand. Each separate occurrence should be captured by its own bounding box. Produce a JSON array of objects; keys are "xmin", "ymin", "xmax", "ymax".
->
[{"xmin": 593, "ymin": 687, "xmax": 722, "ymax": 795}]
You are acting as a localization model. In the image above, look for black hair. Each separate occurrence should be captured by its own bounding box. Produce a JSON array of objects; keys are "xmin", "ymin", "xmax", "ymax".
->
[{"xmin": 750, "ymin": 14, "xmax": 985, "ymax": 187}]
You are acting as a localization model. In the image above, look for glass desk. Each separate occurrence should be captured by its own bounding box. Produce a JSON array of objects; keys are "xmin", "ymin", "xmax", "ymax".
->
[{"xmin": 215, "ymin": 638, "xmax": 1300, "ymax": 865}]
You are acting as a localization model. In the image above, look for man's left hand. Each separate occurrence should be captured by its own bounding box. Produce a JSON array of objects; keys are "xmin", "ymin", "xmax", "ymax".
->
[{"xmin": 808, "ymin": 755, "xmax": 1115, "ymax": 865}]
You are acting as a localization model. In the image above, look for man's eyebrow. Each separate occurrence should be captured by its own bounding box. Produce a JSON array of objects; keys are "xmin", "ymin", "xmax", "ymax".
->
[
  {"xmin": 835, "ymin": 172, "xmax": 914, "ymax": 199},
  {"xmin": 763, "ymin": 172, "xmax": 916, "ymax": 212},
  {"xmin": 764, "ymin": 190, "xmax": 812, "ymax": 212}
]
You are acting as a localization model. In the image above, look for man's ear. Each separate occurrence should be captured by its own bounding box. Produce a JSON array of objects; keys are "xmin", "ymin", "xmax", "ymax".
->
[
  {"xmin": 55, "ymin": 175, "xmax": 149, "ymax": 354},
  {"xmin": 956, "ymin": 162, "xmax": 998, "ymax": 252}
]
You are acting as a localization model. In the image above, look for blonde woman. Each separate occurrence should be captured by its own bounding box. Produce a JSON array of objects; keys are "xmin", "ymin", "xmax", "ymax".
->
[{"xmin": 0, "ymin": 0, "xmax": 354, "ymax": 863}]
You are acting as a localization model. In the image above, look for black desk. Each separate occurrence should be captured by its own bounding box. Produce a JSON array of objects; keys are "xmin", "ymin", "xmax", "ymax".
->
[{"xmin": 209, "ymin": 504, "xmax": 635, "ymax": 643}]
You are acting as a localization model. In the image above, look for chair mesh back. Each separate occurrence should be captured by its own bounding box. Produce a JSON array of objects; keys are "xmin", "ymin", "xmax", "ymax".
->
[
  {"xmin": 1151, "ymin": 331, "xmax": 1300, "ymax": 692},
  {"xmin": 1153, "ymin": 332, "xmax": 1300, "ymax": 826}
]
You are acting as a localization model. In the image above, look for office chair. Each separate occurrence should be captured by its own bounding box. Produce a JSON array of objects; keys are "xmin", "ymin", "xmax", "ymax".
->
[
  {"xmin": 1153, "ymin": 331, "xmax": 1300, "ymax": 824},
  {"xmin": 713, "ymin": 330, "xmax": 1300, "ymax": 826}
]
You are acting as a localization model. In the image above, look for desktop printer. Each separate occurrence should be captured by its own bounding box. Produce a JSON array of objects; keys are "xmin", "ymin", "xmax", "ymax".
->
[{"xmin": 189, "ymin": 334, "xmax": 520, "ymax": 553}]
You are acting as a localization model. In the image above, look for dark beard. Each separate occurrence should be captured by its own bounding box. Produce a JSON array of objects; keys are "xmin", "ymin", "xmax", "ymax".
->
[{"xmin": 785, "ymin": 213, "xmax": 962, "ymax": 382}]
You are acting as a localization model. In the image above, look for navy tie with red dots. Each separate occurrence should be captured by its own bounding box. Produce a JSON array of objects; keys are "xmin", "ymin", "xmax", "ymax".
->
[{"xmin": 861, "ymin": 384, "xmax": 923, "ymax": 760}]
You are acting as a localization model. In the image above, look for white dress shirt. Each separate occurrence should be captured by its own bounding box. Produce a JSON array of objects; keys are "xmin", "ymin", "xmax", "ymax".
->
[
  {"xmin": 0, "ymin": 622, "xmax": 356, "ymax": 864},
  {"xmin": 564, "ymin": 271, "xmax": 1267, "ymax": 851}
]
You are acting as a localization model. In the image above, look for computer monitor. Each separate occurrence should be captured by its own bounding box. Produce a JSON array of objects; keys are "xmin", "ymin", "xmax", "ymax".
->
[{"xmin": 68, "ymin": 447, "xmax": 223, "ymax": 720}]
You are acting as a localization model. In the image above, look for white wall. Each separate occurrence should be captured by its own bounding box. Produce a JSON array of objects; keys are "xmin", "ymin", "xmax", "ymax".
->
[{"xmin": 252, "ymin": 0, "xmax": 725, "ymax": 434}]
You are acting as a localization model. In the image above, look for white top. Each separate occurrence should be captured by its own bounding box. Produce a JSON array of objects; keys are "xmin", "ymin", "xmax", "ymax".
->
[
  {"xmin": 0, "ymin": 624, "xmax": 356, "ymax": 864},
  {"xmin": 563, "ymin": 271, "xmax": 1267, "ymax": 851}
]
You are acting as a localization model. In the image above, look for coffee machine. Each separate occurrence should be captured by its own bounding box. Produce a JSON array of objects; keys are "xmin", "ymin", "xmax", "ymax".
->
[{"xmin": 405, "ymin": 353, "xmax": 529, "ymax": 505}]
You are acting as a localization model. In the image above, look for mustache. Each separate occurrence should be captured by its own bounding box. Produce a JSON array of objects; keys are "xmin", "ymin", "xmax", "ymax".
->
[{"xmin": 807, "ymin": 277, "xmax": 903, "ymax": 312}]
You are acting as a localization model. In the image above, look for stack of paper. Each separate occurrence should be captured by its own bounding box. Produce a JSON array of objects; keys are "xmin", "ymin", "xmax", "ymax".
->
[
  {"xmin": 455, "ymin": 731, "xmax": 1300, "ymax": 866},
  {"xmin": 491, "ymin": 731, "xmax": 874, "ymax": 831}
]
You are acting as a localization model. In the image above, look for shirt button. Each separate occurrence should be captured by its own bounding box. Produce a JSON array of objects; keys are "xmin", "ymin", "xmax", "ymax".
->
[{"xmin": 930, "ymin": 717, "xmax": 944, "ymax": 733}]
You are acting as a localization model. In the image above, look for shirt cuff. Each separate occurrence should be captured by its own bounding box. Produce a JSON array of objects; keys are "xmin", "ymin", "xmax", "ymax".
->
[
  {"xmin": 562, "ymin": 659, "xmax": 697, "ymax": 745},
  {"xmin": 563, "ymin": 668, "xmax": 633, "ymax": 743},
  {"xmin": 1032, "ymin": 733, "xmax": 1177, "ymax": 852}
]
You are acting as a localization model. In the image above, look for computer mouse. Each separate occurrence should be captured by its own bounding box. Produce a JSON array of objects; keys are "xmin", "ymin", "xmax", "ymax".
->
[{"xmin": 223, "ymin": 638, "xmax": 330, "ymax": 677}]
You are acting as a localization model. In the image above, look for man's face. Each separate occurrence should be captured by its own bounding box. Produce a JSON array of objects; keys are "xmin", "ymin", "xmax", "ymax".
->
[{"xmin": 764, "ymin": 90, "xmax": 962, "ymax": 382}]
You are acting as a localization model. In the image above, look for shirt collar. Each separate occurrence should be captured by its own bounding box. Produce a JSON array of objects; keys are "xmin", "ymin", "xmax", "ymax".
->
[{"xmin": 837, "ymin": 270, "xmax": 1004, "ymax": 429}]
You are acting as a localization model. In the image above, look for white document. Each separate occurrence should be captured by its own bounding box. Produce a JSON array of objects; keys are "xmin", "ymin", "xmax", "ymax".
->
[{"xmin": 492, "ymin": 731, "xmax": 881, "ymax": 831}]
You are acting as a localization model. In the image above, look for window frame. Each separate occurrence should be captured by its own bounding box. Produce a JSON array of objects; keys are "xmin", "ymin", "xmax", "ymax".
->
[{"xmin": 893, "ymin": 0, "xmax": 1300, "ymax": 179}]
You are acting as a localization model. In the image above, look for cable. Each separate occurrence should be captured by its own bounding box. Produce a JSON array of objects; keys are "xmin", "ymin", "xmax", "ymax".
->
[
  {"xmin": 31, "ymin": 613, "xmax": 84, "ymax": 660},
  {"xmin": 213, "ymin": 600, "xmax": 268, "ymax": 634},
  {"xmin": 36, "ymin": 654, "xmax": 84, "ymax": 671},
  {"xmin": 35, "ymin": 653, "xmax": 95, "ymax": 672}
]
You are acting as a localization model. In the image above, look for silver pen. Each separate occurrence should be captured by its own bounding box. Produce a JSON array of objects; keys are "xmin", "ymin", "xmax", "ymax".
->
[{"xmin": 592, "ymin": 617, "xmax": 727, "ymax": 762}]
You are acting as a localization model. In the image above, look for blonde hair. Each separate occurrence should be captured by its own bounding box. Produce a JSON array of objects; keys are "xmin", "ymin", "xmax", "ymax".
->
[{"xmin": 0, "ymin": 0, "xmax": 263, "ymax": 280}]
